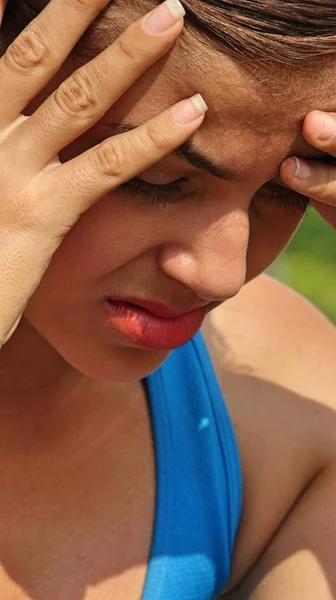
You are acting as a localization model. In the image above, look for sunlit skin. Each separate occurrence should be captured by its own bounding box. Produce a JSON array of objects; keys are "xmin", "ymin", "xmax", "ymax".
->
[
  {"xmin": 1, "ymin": 9, "xmax": 333, "ymax": 396},
  {"xmin": 0, "ymin": 2, "xmax": 336, "ymax": 598}
]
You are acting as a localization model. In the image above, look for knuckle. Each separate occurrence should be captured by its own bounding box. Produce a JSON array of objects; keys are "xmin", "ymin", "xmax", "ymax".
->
[
  {"xmin": 319, "ymin": 166, "xmax": 334, "ymax": 195},
  {"xmin": 325, "ymin": 165, "xmax": 335, "ymax": 187},
  {"xmin": 94, "ymin": 141, "xmax": 125, "ymax": 179},
  {"xmin": 3, "ymin": 25, "xmax": 49, "ymax": 72},
  {"xmin": 320, "ymin": 186, "xmax": 336, "ymax": 205},
  {"xmin": 54, "ymin": 69, "xmax": 100, "ymax": 117},
  {"xmin": 311, "ymin": 167, "xmax": 336, "ymax": 202},
  {"xmin": 114, "ymin": 33, "xmax": 143, "ymax": 64},
  {"xmin": 144, "ymin": 121, "xmax": 169, "ymax": 153},
  {"xmin": 66, "ymin": 0, "xmax": 97, "ymax": 13}
]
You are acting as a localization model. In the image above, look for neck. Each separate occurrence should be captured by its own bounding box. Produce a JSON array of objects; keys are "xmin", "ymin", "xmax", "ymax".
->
[
  {"xmin": 0, "ymin": 317, "xmax": 143, "ymax": 455},
  {"xmin": 0, "ymin": 317, "xmax": 83, "ymax": 397}
]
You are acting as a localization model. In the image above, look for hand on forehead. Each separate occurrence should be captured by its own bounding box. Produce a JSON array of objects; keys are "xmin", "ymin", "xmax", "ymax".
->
[
  {"xmin": 20, "ymin": 0, "xmax": 336, "ymax": 191},
  {"xmin": 100, "ymin": 29, "xmax": 335, "ymax": 188}
]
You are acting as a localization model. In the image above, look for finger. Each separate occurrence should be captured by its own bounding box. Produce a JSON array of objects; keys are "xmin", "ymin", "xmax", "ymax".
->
[
  {"xmin": 0, "ymin": 0, "xmax": 110, "ymax": 126},
  {"xmin": 34, "ymin": 95, "xmax": 207, "ymax": 234},
  {"xmin": 280, "ymin": 156, "xmax": 336, "ymax": 207},
  {"xmin": 0, "ymin": 0, "xmax": 8, "ymax": 27},
  {"xmin": 12, "ymin": 0, "xmax": 185, "ymax": 170},
  {"xmin": 310, "ymin": 199, "xmax": 336, "ymax": 230},
  {"xmin": 302, "ymin": 110, "xmax": 336, "ymax": 158}
]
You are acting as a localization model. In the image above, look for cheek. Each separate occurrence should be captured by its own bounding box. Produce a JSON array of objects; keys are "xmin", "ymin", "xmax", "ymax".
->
[
  {"xmin": 246, "ymin": 204, "xmax": 305, "ymax": 280},
  {"xmin": 34, "ymin": 195, "xmax": 154, "ymax": 291},
  {"xmin": 23, "ymin": 194, "xmax": 155, "ymax": 350},
  {"xmin": 23, "ymin": 196, "xmax": 169, "ymax": 382}
]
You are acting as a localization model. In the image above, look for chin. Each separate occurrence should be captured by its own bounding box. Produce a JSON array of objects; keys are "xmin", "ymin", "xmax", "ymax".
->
[
  {"xmin": 67, "ymin": 345, "xmax": 170, "ymax": 383},
  {"xmin": 43, "ymin": 329, "xmax": 171, "ymax": 383},
  {"xmin": 24, "ymin": 301, "xmax": 172, "ymax": 383}
]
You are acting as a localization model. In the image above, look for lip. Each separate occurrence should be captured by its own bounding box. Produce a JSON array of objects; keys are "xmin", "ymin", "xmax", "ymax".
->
[
  {"xmin": 113, "ymin": 297, "xmax": 197, "ymax": 319},
  {"xmin": 103, "ymin": 298, "xmax": 207, "ymax": 351}
]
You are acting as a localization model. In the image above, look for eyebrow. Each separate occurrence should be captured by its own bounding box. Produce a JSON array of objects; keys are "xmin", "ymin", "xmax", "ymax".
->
[
  {"xmin": 103, "ymin": 122, "xmax": 334, "ymax": 183},
  {"xmin": 103, "ymin": 122, "xmax": 237, "ymax": 181}
]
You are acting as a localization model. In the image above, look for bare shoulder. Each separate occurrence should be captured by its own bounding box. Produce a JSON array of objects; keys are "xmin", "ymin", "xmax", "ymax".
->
[
  {"xmin": 203, "ymin": 273, "xmax": 335, "ymax": 394},
  {"xmin": 202, "ymin": 274, "xmax": 336, "ymax": 589}
]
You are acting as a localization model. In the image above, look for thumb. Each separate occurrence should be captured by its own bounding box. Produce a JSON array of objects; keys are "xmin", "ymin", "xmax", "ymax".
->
[{"xmin": 311, "ymin": 199, "xmax": 336, "ymax": 230}]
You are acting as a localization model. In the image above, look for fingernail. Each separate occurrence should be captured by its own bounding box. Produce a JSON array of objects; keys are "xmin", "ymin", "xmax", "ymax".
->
[
  {"xmin": 144, "ymin": 0, "xmax": 186, "ymax": 35},
  {"xmin": 293, "ymin": 157, "xmax": 312, "ymax": 180},
  {"xmin": 173, "ymin": 94, "xmax": 208, "ymax": 125},
  {"xmin": 318, "ymin": 113, "xmax": 336, "ymax": 141}
]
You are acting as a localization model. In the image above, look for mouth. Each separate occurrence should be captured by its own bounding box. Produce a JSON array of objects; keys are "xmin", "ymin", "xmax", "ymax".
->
[{"xmin": 103, "ymin": 297, "xmax": 207, "ymax": 351}]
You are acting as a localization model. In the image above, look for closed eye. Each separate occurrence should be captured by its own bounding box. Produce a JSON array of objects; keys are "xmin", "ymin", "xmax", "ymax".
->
[
  {"xmin": 118, "ymin": 172, "xmax": 310, "ymax": 212},
  {"xmin": 118, "ymin": 177, "xmax": 188, "ymax": 207},
  {"xmin": 257, "ymin": 181, "xmax": 310, "ymax": 211}
]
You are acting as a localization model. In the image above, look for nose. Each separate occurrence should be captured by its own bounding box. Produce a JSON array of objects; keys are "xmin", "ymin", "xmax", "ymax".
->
[{"xmin": 158, "ymin": 207, "xmax": 250, "ymax": 303}]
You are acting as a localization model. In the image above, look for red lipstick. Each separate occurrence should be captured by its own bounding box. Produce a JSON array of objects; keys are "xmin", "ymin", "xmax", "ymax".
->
[{"xmin": 104, "ymin": 298, "xmax": 206, "ymax": 351}]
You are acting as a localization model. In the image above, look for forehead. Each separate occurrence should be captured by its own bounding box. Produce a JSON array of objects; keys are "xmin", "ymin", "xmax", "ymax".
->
[{"xmin": 94, "ymin": 16, "xmax": 336, "ymax": 184}]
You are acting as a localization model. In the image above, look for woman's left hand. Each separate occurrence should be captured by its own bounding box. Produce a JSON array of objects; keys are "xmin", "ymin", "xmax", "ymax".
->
[{"xmin": 280, "ymin": 110, "xmax": 336, "ymax": 230}]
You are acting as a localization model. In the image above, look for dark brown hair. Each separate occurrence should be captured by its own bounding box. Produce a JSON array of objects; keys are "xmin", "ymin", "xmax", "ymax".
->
[
  {"xmin": 1, "ymin": 0, "xmax": 336, "ymax": 67},
  {"xmin": 180, "ymin": 0, "xmax": 336, "ymax": 66}
]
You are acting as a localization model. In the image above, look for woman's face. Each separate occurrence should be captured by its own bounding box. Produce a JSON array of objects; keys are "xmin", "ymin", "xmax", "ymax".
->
[{"xmin": 23, "ymin": 10, "xmax": 333, "ymax": 382}]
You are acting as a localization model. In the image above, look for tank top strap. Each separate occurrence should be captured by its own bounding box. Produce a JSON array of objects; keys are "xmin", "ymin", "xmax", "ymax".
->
[{"xmin": 142, "ymin": 332, "xmax": 242, "ymax": 600}]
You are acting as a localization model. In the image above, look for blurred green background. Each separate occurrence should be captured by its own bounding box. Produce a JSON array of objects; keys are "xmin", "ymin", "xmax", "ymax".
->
[{"xmin": 267, "ymin": 209, "xmax": 336, "ymax": 323}]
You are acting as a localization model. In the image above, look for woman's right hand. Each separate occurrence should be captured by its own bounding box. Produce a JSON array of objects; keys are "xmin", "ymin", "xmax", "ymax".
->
[{"xmin": 0, "ymin": 0, "xmax": 207, "ymax": 347}]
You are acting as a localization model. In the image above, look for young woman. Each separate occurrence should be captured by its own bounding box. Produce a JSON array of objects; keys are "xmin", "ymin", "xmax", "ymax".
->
[{"xmin": 0, "ymin": 1, "xmax": 335, "ymax": 598}]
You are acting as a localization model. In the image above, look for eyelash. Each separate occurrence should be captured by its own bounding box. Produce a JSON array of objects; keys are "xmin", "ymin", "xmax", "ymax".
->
[
  {"xmin": 119, "ymin": 177, "xmax": 187, "ymax": 207},
  {"xmin": 257, "ymin": 183, "xmax": 310, "ymax": 211},
  {"xmin": 119, "ymin": 177, "xmax": 310, "ymax": 211}
]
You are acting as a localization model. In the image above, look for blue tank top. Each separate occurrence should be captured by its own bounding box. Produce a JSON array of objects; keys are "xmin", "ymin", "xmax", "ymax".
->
[{"xmin": 141, "ymin": 331, "xmax": 243, "ymax": 600}]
